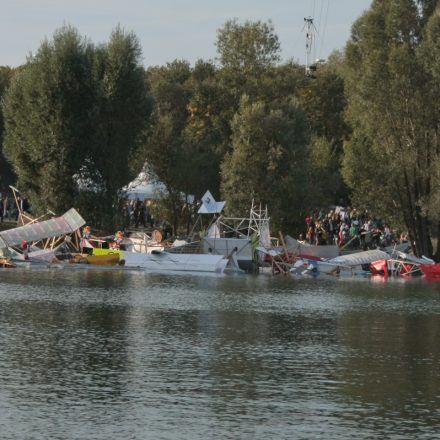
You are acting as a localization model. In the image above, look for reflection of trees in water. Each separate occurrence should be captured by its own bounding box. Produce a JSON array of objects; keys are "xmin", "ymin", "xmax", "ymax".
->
[
  {"xmin": 0, "ymin": 267, "xmax": 135, "ymax": 290},
  {"xmin": 138, "ymin": 307, "xmax": 339, "ymax": 423},
  {"xmin": 5, "ymin": 270, "xmax": 439, "ymax": 435},
  {"xmin": 203, "ymin": 312, "xmax": 341, "ymax": 429},
  {"xmin": 81, "ymin": 269, "xmax": 132, "ymax": 289},
  {"xmin": 4, "ymin": 300, "xmax": 131, "ymax": 403},
  {"xmin": 336, "ymin": 311, "xmax": 440, "ymax": 423}
]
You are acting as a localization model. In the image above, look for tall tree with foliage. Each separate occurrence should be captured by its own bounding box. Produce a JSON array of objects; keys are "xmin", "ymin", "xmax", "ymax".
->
[
  {"xmin": 418, "ymin": 2, "xmax": 440, "ymax": 259},
  {"xmin": 297, "ymin": 60, "xmax": 349, "ymax": 205},
  {"xmin": 216, "ymin": 19, "xmax": 317, "ymax": 231},
  {"xmin": 143, "ymin": 60, "xmax": 193, "ymax": 233},
  {"xmin": 183, "ymin": 60, "xmax": 228, "ymax": 197},
  {"xmin": 216, "ymin": 19, "xmax": 280, "ymax": 72},
  {"xmin": 221, "ymin": 96, "xmax": 309, "ymax": 231},
  {"xmin": 145, "ymin": 59, "xmax": 236, "ymax": 233},
  {"xmin": 2, "ymin": 26, "xmax": 96, "ymax": 214},
  {"xmin": 0, "ymin": 66, "xmax": 16, "ymax": 192},
  {"xmin": 342, "ymin": 0, "xmax": 440, "ymax": 258},
  {"xmin": 85, "ymin": 27, "xmax": 152, "ymax": 227},
  {"xmin": 216, "ymin": 19, "xmax": 283, "ymax": 104},
  {"xmin": 2, "ymin": 26, "xmax": 152, "ymax": 226}
]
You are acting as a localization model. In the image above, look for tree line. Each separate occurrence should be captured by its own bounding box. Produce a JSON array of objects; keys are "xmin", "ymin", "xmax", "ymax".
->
[{"xmin": 0, "ymin": 0, "xmax": 439, "ymax": 258}]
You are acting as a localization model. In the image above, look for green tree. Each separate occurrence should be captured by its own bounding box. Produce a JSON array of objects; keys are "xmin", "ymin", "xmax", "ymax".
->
[
  {"xmin": 420, "ymin": 3, "xmax": 440, "ymax": 258},
  {"xmin": 214, "ymin": 20, "xmax": 303, "ymax": 201},
  {"xmin": 307, "ymin": 135, "xmax": 344, "ymax": 207},
  {"xmin": 144, "ymin": 59, "xmax": 236, "ymax": 233},
  {"xmin": 143, "ymin": 60, "xmax": 193, "ymax": 234},
  {"xmin": 86, "ymin": 27, "xmax": 153, "ymax": 227},
  {"xmin": 2, "ymin": 26, "xmax": 95, "ymax": 214},
  {"xmin": 216, "ymin": 19, "xmax": 280, "ymax": 72},
  {"xmin": 221, "ymin": 96, "xmax": 309, "ymax": 232},
  {"xmin": 0, "ymin": 66, "xmax": 17, "ymax": 192},
  {"xmin": 297, "ymin": 61, "xmax": 349, "ymax": 205},
  {"xmin": 2, "ymin": 26, "xmax": 152, "ymax": 227},
  {"xmin": 183, "ymin": 60, "xmax": 227, "ymax": 197},
  {"xmin": 342, "ymin": 0, "xmax": 440, "ymax": 257},
  {"xmin": 216, "ymin": 19, "xmax": 283, "ymax": 105}
]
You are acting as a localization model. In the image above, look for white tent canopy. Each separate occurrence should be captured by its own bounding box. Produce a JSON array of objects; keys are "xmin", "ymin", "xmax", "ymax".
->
[
  {"xmin": 124, "ymin": 172, "xmax": 166, "ymax": 200},
  {"xmin": 197, "ymin": 190, "xmax": 225, "ymax": 214}
]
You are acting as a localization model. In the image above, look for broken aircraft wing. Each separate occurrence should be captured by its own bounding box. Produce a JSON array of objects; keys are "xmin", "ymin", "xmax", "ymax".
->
[
  {"xmin": 0, "ymin": 208, "xmax": 85, "ymax": 246},
  {"xmin": 328, "ymin": 249, "xmax": 390, "ymax": 267}
]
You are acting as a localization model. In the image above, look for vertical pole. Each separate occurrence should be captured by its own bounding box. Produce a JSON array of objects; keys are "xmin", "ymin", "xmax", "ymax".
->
[{"xmin": 304, "ymin": 16, "xmax": 316, "ymax": 77}]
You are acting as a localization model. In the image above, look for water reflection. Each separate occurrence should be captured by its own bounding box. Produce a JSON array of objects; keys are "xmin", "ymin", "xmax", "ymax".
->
[{"xmin": 0, "ymin": 269, "xmax": 439, "ymax": 439}]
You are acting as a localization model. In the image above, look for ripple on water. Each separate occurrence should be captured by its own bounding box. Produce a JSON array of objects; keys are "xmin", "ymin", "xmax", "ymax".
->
[{"xmin": 0, "ymin": 268, "xmax": 439, "ymax": 439}]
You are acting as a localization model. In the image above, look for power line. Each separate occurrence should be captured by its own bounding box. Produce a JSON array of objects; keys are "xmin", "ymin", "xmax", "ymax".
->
[
  {"xmin": 316, "ymin": 0, "xmax": 325, "ymax": 62},
  {"xmin": 319, "ymin": 0, "xmax": 330, "ymax": 60}
]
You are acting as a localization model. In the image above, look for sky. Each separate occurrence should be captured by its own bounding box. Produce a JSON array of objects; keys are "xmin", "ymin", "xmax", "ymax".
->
[{"xmin": 0, "ymin": 0, "xmax": 372, "ymax": 68}]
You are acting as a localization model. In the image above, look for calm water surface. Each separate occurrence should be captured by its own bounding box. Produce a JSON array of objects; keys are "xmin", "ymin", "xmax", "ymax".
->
[{"xmin": 0, "ymin": 267, "xmax": 439, "ymax": 439}]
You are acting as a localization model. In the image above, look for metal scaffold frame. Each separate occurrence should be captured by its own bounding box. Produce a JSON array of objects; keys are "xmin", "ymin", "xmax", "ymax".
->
[{"xmin": 208, "ymin": 200, "xmax": 273, "ymax": 248}]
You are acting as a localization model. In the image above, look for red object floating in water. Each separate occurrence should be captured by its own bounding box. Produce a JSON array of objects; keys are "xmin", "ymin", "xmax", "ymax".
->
[
  {"xmin": 420, "ymin": 263, "xmax": 440, "ymax": 279},
  {"xmin": 370, "ymin": 259, "xmax": 389, "ymax": 277}
]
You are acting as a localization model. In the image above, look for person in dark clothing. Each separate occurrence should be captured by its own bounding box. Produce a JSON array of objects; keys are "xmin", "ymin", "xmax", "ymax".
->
[
  {"xmin": 162, "ymin": 221, "xmax": 172, "ymax": 240},
  {"xmin": 20, "ymin": 197, "xmax": 30, "ymax": 213},
  {"xmin": 135, "ymin": 199, "xmax": 146, "ymax": 227},
  {"xmin": 138, "ymin": 201, "xmax": 147, "ymax": 228},
  {"xmin": 145, "ymin": 200, "xmax": 153, "ymax": 228},
  {"xmin": 134, "ymin": 199, "xmax": 142, "ymax": 227}
]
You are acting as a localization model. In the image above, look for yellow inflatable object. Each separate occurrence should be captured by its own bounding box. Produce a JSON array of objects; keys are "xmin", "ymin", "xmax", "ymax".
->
[
  {"xmin": 92, "ymin": 248, "xmax": 123, "ymax": 257},
  {"xmin": 72, "ymin": 252, "xmax": 121, "ymax": 266}
]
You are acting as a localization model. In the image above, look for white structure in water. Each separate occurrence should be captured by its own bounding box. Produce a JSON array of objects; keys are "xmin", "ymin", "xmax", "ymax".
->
[
  {"xmin": 121, "ymin": 251, "xmax": 228, "ymax": 273},
  {"xmin": 195, "ymin": 191, "xmax": 271, "ymax": 272}
]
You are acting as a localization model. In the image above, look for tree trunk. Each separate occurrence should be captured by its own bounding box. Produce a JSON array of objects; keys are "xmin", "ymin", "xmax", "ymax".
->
[
  {"xmin": 434, "ymin": 222, "xmax": 440, "ymax": 262},
  {"xmin": 402, "ymin": 170, "xmax": 422, "ymax": 256},
  {"xmin": 417, "ymin": 214, "xmax": 432, "ymax": 258}
]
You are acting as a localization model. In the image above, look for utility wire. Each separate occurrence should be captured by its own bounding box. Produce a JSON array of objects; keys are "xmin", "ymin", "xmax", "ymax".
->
[
  {"xmin": 319, "ymin": 0, "xmax": 330, "ymax": 60},
  {"xmin": 316, "ymin": 0, "xmax": 325, "ymax": 62}
]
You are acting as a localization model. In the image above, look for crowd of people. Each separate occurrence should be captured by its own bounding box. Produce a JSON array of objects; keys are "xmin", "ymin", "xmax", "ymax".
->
[
  {"xmin": 0, "ymin": 191, "xmax": 409, "ymax": 253},
  {"xmin": 302, "ymin": 207, "xmax": 407, "ymax": 250},
  {"xmin": 122, "ymin": 197, "xmax": 200, "ymax": 239}
]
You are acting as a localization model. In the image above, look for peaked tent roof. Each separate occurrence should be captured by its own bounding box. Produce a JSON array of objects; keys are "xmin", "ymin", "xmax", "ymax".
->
[
  {"xmin": 124, "ymin": 172, "xmax": 166, "ymax": 199},
  {"xmin": 197, "ymin": 190, "xmax": 226, "ymax": 215}
]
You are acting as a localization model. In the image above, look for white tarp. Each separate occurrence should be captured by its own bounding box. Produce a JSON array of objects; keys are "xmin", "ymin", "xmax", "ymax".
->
[
  {"xmin": 0, "ymin": 236, "xmax": 10, "ymax": 257},
  {"xmin": 285, "ymin": 235, "xmax": 339, "ymax": 259},
  {"xmin": 198, "ymin": 190, "xmax": 226, "ymax": 214},
  {"xmin": 203, "ymin": 237, "xmax": 252, "ymax": 258},
  {"xmin": 328, "ymin": 249, "xmax": 390, "ymax": 267},
  {"xmin": 396, "ymin": 252, "xmax": 434, "ymax": 265},
  {"xmin": 259, "ymin": 223, "xmax": 271, "ymax": 249},
  {"xmin": 0, "ymin": 208, "xmax": 85, "ymax": 246},
  {"xmin": 207, "ymin": 223, "xmax": 221, "ymax": 238},
  {"xmin": 256, "ymin": 246, "xmax": 279, "ymax": 257}
]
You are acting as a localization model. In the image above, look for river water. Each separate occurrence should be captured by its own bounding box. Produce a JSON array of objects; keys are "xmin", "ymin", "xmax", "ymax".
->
[{"xmin": 0, "ymin": 267, "xmax": 439, "ymax": 439}]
